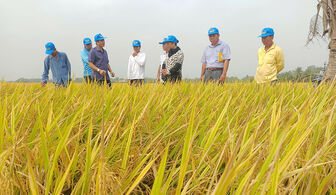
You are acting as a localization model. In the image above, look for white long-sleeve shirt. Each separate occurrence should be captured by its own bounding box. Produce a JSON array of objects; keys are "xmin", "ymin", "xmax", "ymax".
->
[
  {"xmin": 160, "ymin": 52, "xmax": 167, "ymax": 67},
  {"xmin": 127, "ymin": 52, "xmax": 146, "ymax": 80},
  {"xmin": 159, "ymin": 52, "xmax": 168, "ymax": 82}
]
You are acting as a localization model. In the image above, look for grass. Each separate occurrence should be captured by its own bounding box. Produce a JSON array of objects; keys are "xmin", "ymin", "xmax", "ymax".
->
[{"xmin": 0, "ymin": 81, "xmax": 336, "ymax": 194}]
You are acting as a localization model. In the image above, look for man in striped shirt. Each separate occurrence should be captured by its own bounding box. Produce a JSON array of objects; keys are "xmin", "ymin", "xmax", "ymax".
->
[
  {"xmin": 161, "ymin": 35, "xmax": 184, "ymax": 83},
  {"xmin": 81, "ymin": 38, "xmax": 93, "ymax": 83}
]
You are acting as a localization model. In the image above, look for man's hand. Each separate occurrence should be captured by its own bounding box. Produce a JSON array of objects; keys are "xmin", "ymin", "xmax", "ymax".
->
[
  {"xmin": 219, "ymin": 74, "xmax": 226, "ymax": 83},
  {"xmin": 99, "ymin": 69, "xmax": 106, "ymax": 76},
  {"xmin": 110, "ymin": 71, "xmax": 115, "ymax": 77},
  {"xmin": 132, "ymin": 52, "xmax": 138, "ymax": 57},
  {"xmin": 41, "ymin": 82, "xmax": 46, "ymax": 87},
  {"xmin": 200, "ymin": 75, "xmax": 204, "ymax": 82},
  {"xmin": 161, "ymin": 69, "xmax": 167, "ymax": 76}
]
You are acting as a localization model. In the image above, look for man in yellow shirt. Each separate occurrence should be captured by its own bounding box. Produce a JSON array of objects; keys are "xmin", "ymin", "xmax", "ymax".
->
[{"xmin": 254, "ymin": 28, "xmax": 284, "ymax": 84}]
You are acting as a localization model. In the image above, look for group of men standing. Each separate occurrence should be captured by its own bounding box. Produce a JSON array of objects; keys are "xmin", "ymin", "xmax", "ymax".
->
[{"xmin": 41, "ymin": 27, "xmax": 284, "ymax": 87}]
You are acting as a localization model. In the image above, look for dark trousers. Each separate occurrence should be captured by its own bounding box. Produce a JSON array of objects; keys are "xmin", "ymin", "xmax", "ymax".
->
[
  {"xmin": 129, "ymin": 79, "xmax": 144, "ymax": 86},
  {"xmin": 55, "ymin": 80, "xmax": 71, "ymax": 88},
  {"xmin": 95, "ymin": 79, "xmax": 111, "ymax": 87},
  {"xmin": 83, "ymin": 76, "xmax": 92, "ymax": 84},
  {"xmin": 162, "ymin": 74, "xmax": 182, "ymax": 84},
  {"xmin": 203, "ymin": 70, "xmax": 223, "ymax": 84}
]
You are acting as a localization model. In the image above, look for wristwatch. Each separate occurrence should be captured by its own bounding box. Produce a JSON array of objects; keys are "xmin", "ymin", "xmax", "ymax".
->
[{"xmin": 97, "ymin": 68, "xmax": 100, "ymax": 72}]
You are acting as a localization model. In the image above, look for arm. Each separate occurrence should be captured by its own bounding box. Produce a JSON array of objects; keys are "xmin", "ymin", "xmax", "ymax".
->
[
  {"xmin": 88, "ymin": 50, "xmax": 98, "ymax": 71},
  {"xmin": 201, "ymin": 63, "xmax": 206, "ymax": 81},
  {"xmin": 65, "ymin": 54, "xmax": 71, "ymax": 80},
  {"xmin": 134, "ymin": 53, "xmax": 146, "ymax": 66},
  {"xmin": 88, "ymin": 51, "xmax": 106, "ymax": 76},
  {"xmin": 219, "ymin": 45, "xmax": 231, "ymax": 82},
  {"xmin": 157, "ymin": 65, "xmax": 161, "ymax": 82},
  {"xmin": 201, "ymin": 49, "xmax": 207, "ymax": 80},
  {"xmin": 41, "ymin": 57, "xmax": 50, "ymax": 84},
  {"xmin": 276, "ymin": 49, "xmax": 284, "ymax": 73},
  {"xmin": 220, "ymin": 60, "xmax": 230, "ymax": 83},
  {"xmin": 81, "ymin": 51, "xmax": 90, "ymax": 76},
  {"xmin": 106, "ymin": 53, "xmax": 114, "ymax": 77},
  {"xmin": 89, "ymin": 61, "xmax": 106, "ymax": 76},
  {"xmin": 89, "ymin": 62, "xmax": 99, "ymax": 72},
  {"xmin": 107, "ymin": 64, "xmax": 115, "ymax": 77},
  {"xmin": 127, "ymin": 57, "xmax": 131, "ymax": 80}
]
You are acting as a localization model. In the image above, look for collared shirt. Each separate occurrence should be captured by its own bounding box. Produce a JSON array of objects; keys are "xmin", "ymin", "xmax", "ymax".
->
[
  {"xmin": 201, "ymin": 40, "xmax": 231, "ymax": 68},
  {"xmin": 81, "ymin": 48, "xmax": 92, "ymax": 77},
  {"xmin": 254, "ymin": 44, "xmax": 284, "ymax": 84},
  {"xmin": 42, "ymin": 51, "xmax": 71, "ymax": 85},
  {"xmin": 162, "ymin": 47, "xmax": 184, "ymax": 82},
  {"xmin": 89, "ymin": 46, "xmax": 110, "ymax": 80},
  {"xmin": 127, "ymin": 52, "xmax": 146, "ymax": 79}
]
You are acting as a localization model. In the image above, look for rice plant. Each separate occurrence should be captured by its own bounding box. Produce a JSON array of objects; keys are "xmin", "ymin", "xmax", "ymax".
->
[{"xmin": 0, "ymin": 81, "xmax": 336, "ymax": 194}]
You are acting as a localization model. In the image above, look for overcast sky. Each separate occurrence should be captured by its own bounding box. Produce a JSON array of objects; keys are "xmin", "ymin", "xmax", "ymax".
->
[{"xmin": 0, "ymin": 0, "xmax": 329, "ymax": 81}]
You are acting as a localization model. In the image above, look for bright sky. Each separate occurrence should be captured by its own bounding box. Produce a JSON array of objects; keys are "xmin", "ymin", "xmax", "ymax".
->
[{"xmin": 0, "ymin": 0, "xmax": 329, "ymax": 81}]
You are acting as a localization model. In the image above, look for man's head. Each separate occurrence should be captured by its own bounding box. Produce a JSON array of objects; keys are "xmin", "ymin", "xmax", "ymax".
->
[
  {"xmin": 159, "ymin": 38, "xmax": 169, "ymax": 52},
  {"xmin": 258, "ymin": 28, "xmax": 274, "ymax": 47},
  {"xmin": 45, "ymin": 42, "xmax": 56, "ymax": 55},
  {"xmin": 208, "ymin": 27, "xmax": 220, "ymax": 46},
  {"xmin": 167, "ymin": 35, "xmax": 178, "ymax": 49},
  {"xmin": 94, "ymin": 33, "xmax": 105, "ymax": 48},
  {"xmin": 132, "ymin": 40, "xmax": 141, "ymax": 53},
  {"xmin": 83, "ymin": 38, "xmax": 92, "ymax": 51}
]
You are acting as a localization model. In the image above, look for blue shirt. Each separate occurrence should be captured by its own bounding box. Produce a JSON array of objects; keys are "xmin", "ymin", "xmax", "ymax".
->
[
  {"xmin": 89, "ymin": 46, "xmax": 110, "ymax": 81},
  {"xmin": 81, "ymin": 48, "xmax": 92, "ymax": 77},
  {"xmin": 42, "ymin": 51, "xmax": 71, "ymax": 85},
  {"xmin": 201, "ymin": 40, "xmax": 231, "ymax": 68}
]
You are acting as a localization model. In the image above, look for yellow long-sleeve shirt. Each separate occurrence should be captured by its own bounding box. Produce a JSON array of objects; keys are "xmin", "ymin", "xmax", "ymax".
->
[{"xmin": 254, "ymin": 44, "xmax": 284, "ymax": 84}]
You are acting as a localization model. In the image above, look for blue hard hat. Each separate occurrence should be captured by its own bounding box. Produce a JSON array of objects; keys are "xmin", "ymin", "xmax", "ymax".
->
[
  {"xmin": 94, "ymin": 33, "xmax": 105, "ymax": 42},
  {"xmin": 83, "ymin": 38, "xmax": 92, "ymax": 45},
  {"xmin": 208, "ymin": 27, "xmax": 219, "ymax": 35},
  {"xmin": 159, "ymin": 38, "xmax": 169, "ymax": 44},
  {"xmin": 258, "ymin": 28, "xmax": 274, "ymax": 37},
  {"xmin": 45, "ymin": 42, "xmax": 55, "ymax": 55},
  {"xmin": 132, "ymin": 40, "xmax": 141, "ymax": 47},
  {"xmin": 167, "ymin": 35, "xmax": 179, "ymax": 43}
]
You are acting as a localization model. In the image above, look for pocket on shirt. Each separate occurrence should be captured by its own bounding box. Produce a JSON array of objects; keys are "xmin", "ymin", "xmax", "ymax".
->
[
  {"xmin": 265, "ymin": 54, "xmax": 275, "ymax": 64},
  {"xmin": 218, "ymin": 52, "xmax": 224, "ymax": 62},
  {"xmin": 262, "ymin": 64, "xmax": 277, "ymax": 76}
]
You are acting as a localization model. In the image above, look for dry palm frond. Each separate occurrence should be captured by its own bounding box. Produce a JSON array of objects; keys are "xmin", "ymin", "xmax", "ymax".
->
[{"xmin": 307, "ymin": 0, "xmax": 332, "ymax": 45}]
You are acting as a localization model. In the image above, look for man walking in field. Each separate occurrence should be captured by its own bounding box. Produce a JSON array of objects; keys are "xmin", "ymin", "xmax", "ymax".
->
[
  {"xmin": 161, "ymin": 35, "xmax": 184, "ymax": 83},
  {"xmin": 127, "ymin": 40, "xmax": 146, "ymax": 85},
  {"xmin": 81, "ymin": 38, "xmax": 93, "ymax": 83},
  {"xmin": 157, "ymin": 38, "xmax": 169, "ymax": 83},
  {"xmin": 254, "ymin": 28, "xmax": 284, "ymax": 84},
  {"xmin": 89, "ymin": 33, "xmax": 115, "ymax": 87},
  {"xmin": 41, "ymin": 42, "xmax": 72, "ymax": 87},
  {"xmin": 200, "ymin": 27, "xmax": 231, "ymax": 83}
]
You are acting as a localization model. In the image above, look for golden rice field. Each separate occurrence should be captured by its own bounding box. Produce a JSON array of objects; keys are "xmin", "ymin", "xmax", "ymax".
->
[{"xmin": 1, "ymin": 81, "xmax": 336, "ymax": 194}]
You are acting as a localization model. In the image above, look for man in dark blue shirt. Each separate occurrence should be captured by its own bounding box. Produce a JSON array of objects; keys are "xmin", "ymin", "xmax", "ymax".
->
[{"xmin": 89, "ymin": 33, "xmax": 115, "ymax": 87}]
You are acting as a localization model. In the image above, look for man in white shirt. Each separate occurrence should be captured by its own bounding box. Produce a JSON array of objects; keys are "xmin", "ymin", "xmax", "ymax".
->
[
  {"xmin": 127, "ymin": 40, "xmax": 146, "ymax": 85},
  {"xmin": 157, "ymin": 38, "xmax": 169, "ymax": 83}
]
